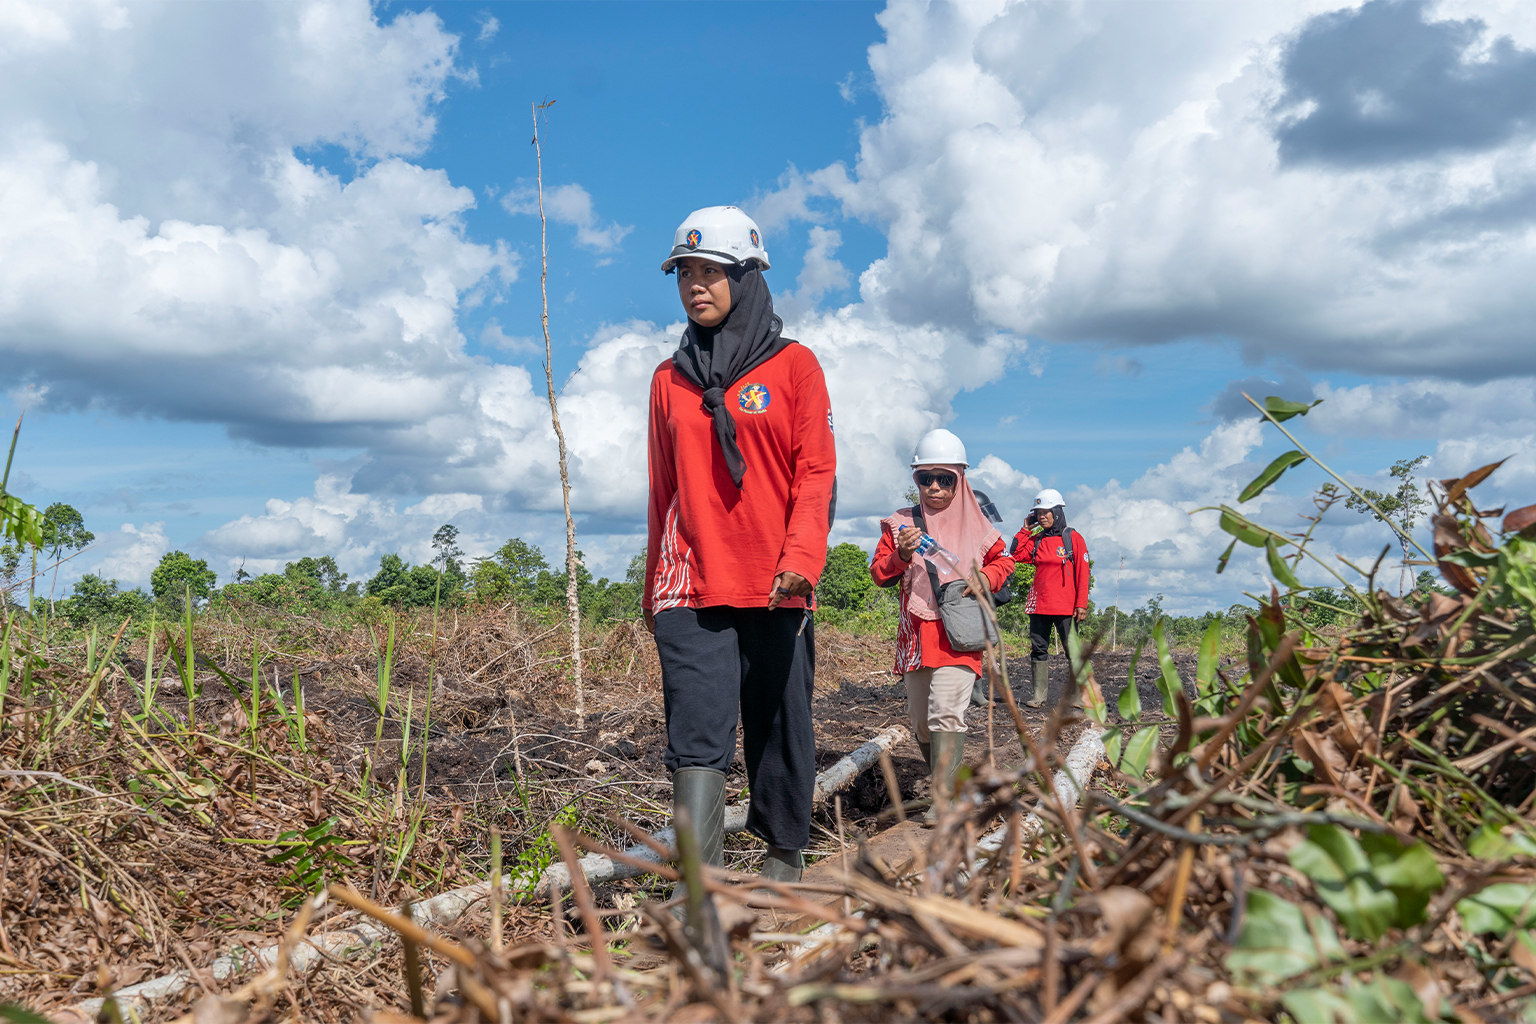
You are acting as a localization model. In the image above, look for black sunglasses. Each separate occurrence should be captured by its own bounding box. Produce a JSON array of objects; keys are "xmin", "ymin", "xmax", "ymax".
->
[{"xmin": 914, "ymin": 471, "xmax": 957, "ymax": 488}]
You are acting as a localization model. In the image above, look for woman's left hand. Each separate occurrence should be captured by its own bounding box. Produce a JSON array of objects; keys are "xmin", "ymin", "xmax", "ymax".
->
[{"xmin": 1074, "ymin": 607, "xmax": 1088, "ymax": 624}]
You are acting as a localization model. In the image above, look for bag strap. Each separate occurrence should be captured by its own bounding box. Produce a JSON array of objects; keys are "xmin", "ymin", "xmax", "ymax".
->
[{"xmin": 910, "ymin": 504, "xmax": 947, "ymax": 596}]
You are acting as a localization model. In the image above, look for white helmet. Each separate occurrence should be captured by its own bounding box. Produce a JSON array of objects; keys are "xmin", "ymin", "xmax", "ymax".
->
[
  {"xmin": 661, "ymin": 206, "xmax": 771, "ymax": 273},
  {"xmin": 910, "ymin": 428, "xmax": 968, "ymax": 468},
  {"xmin": 1031, "ymin": 488, "xmax": 1065, "ymax": 510}
]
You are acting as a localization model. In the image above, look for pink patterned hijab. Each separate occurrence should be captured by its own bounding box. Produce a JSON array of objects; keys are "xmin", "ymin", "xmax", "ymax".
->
[{"xmin": 881, "ymin": 464, "xmax": 1003, "ymax": 621}]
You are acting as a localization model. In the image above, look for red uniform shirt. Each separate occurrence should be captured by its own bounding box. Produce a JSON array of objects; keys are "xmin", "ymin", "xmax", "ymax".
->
[
  {"xmin": 870, "ymin": 528, "xmax": 1014, "ymax": 674},
  {"xmin": 644, "ymin": 343, "xmax": 836, "ymax": 612},
  {"xmin": 1011, "ymin": 528, "xmax": 1090, "ymax": 615}
]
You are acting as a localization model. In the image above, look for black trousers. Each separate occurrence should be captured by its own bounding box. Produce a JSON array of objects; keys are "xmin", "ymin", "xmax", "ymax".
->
[
  {"xmin": 1030, "ymin": 613, "xmax": 1074, "ymax": 662},
  {"xmin": 653, "ymin": 606, "xmax": 817, "ymax": 851}
]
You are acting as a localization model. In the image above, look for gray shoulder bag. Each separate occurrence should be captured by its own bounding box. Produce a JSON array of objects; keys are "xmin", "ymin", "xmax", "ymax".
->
[{"xmin": 912, "ymin": 504, "xmax": 999, "ymax": 652}]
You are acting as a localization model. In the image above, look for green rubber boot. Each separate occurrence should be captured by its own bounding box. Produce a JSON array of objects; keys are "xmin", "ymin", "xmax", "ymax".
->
[
  {"xmin": 1026, "ymin": 660, "xmax": 1050, "ymax": 708},
  {"xmin": 669, "ymin": 767, "xmax": 725, "ymax": 911},
  {"xmin": 925, "ymin": 731, "xmax": 966, "ymax": 823},
  {"xmin": 969, "ymin": 677, "xmax": 995, "ymax": 707},
  {"xmin": 760, "ymin": 845, "xmax": 803, "ymax": 883}
]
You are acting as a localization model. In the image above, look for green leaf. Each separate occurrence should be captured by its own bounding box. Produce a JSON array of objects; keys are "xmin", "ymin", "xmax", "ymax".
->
[
  {"xmin": 1265, "ymin": 537, "xmax": 1302, "ymax": 591},
  {"xmin": 1282, "ymin": 977, "xmax": 1433, "ymax": 1024},
  {"xmin": 1219, "ymin": 506, "xmax": 1269, "ymax": 548},
  {"xmin": 1239, "ymin": 450, "xmax": 1308, "ymax": 503},
  {"xmin": 1361, "ymin": 831, "xmax": 1443, "ymax": 927},
  {"xmin": 1458, "ymin": 883, "xmax": 1536, "ymax": 936},
  {"xmin": 1226, "ymin": 889, "xmax": 1344, "ymax": 986},
  {"xmin": 1264, "ymin": 395, "xmax": 1323, "ymax": 422},
  {"xmin": 1289, "ymin": 825, "xmax": 1443, "ymax": 940},
  {"xmin": 1280, "ymin": 987, "xmax": 1354, "ymax": 1024},
  {"xmin": 1215, "ymin": 538, "xmax": 1237, "ymax": 574},
  {"xmin": 1152, "ymin": 618, "xmax": 1182, "ymax": 718},
  {"xmin": 1467, "ymin": 823, "xmax": 1536, "ymax": 861},
  {"xmin": 1118, "ymin": 637, "xmax": 1145, "ymax": 720},
  {"xmin": 1101, "ymin": 729, "xmax": 1122, "ymax": 769},
  {"xmin": 1441, "ymin": 548, "xmax": 1502, "ymax": 569},
  {"xmin": 1121, "ymin": 725, "xmax": 1159, "ymax": 778},
  {"xmin": 1196, "ymin": 619, "xmax": 1222, "ymax": 696},
  {"xmin": 0, "ymin": 1004, "xmax": 57, "ymax": 1024},
  {"xmin": 0, "ymin": 493, "xmax": 44, "ymax": 548}
]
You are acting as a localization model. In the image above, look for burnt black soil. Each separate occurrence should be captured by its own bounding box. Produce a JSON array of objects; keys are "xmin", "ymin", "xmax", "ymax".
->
[{"xmin": 119, "ymin": 636, "xmax": 1227, "ymax": 839}]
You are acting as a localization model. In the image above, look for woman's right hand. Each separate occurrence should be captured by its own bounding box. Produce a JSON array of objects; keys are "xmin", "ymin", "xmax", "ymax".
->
[{"xmin": 896, "ymin": 525, "xmax": 922, "ymax": 562}]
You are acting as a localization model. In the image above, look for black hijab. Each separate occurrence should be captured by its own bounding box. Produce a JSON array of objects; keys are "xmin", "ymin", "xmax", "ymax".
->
[
  {"xmin": 1040, "ymin": 505, "xmax": 1074, "ymax": 560},
  {"xmin": 672, "ymin": 263, "xmax": 792, "ymax": 487}
]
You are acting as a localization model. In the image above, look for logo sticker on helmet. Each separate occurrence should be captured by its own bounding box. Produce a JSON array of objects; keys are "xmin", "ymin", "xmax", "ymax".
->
[
  {"xmin": 685, "ymin": 229, "xmax": 702, "ymax": 248},
  {"xmin": 737, "ymin": 383, "xmax": 770, "ymax": 414},
  {"xmin": 750, "ymin": 229, "xmax": 760, "ymax": 247}
]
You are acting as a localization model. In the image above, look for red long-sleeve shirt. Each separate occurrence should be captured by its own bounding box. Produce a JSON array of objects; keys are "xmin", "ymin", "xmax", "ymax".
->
[
  {"xmin": 644, "ymin": 343, "xmax": 837, "ymax": 612},
  {"xmin": 1011, "ymin": 528, "xmax": 1090, "ymax": 615},
  {"xmin": 870, "ymin": 527, "xmax": 1014, "ymax": 674}
]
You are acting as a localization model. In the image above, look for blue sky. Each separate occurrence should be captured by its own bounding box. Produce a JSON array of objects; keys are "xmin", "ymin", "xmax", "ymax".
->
[{"xmin": 4, "ymin": 0, "xmax": 1536, "ymax": 611}]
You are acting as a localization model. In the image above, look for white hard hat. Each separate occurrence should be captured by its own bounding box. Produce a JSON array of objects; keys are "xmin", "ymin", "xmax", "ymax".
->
[
  {"xmin": 910, "ymin": 428, "xmax": 969, "ymax": 468},
  {"xmin": 1031, "ymin": 488, "xmax": 1065, "ymax": 510},
  {"xmin": 661, "ymin": 206, "xmax": 771, "ymax": 273}
]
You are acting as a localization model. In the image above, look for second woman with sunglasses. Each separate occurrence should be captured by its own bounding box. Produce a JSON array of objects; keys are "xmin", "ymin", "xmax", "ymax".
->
[{"xmin": 869, "ymin": 429, "xmax": 1014, "ymax": 820}]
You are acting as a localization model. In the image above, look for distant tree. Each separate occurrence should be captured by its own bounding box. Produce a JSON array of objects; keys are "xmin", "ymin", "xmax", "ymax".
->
[
  {"xmin": 150, "ymin": 551, "xmax": 217, "ymax": 606},
  {"xmin": 818, "ymin": 543, "xmax": 875, "ymax": 610},
  {"xmin": 62, "ymin": 574, "xmax": 151, "ymax": 626},
  {"xmin": 41, "ymin": 503, "xmax": 93, "ymax": 562},
  {"xmin": 432, "ymin": 524, "xmax": 463, "ymax": 571},
  {"xmin": 287, "ymin": 555, "xmax": 350, "ymax": 594},
  {"xmin": 0, "ymin": 542, "xmax": 19, "ymax": 588},
  {"xmin": 365, "ymin": 553, "xmax": 448, "ymax": 608},
  {"xmin": 1413, "ymin": 569, "xmax": 1455, "ymax": 599},
  {"xmin": 1345, "ymin": 455, "xmax": 1429, "ymax": 596},
  {"xmin": 471, "ymin": 537, "xmax": 550, "ymax": 603}
]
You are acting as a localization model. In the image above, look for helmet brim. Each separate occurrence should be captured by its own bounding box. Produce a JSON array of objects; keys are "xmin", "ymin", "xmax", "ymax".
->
[
  {"xmin": 661, "ymin": 248, "xmax": 770, "ymax": 274},
  {"xmin": 910, "ymin": 460, "xmax": 969, "ymax": 469},
  {"xmin": 662, "ymin": 248, "xmax": 739, "ymax": 274}
]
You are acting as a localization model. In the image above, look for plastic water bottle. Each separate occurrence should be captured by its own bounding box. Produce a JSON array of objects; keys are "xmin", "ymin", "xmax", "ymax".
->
[{"xmin": 915, "ymin": 533, "xmax": 962, "ymax": 574}]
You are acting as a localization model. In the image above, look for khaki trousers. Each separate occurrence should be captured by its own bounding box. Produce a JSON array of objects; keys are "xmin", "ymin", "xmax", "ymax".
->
[{"xmin": 903, "ymin": 665, "xmax": 977, "ymax": 741}]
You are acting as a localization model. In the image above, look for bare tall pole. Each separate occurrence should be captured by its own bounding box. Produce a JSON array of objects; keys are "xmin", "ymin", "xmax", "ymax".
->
[{"xmin": 532, "ymin": 100, "xmax": 583, "ymax": 729}]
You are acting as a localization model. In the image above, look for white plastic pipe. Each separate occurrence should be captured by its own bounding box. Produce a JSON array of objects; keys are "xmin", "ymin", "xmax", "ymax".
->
[{"xmin": 60, "ymin": 724, "xmax": 911, "ymax": 1022}]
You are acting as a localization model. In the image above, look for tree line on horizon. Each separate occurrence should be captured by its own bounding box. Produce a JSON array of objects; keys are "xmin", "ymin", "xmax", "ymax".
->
[{"xmin": 5, "ymin": 500, "xmax": 1451, "ymax": 642}]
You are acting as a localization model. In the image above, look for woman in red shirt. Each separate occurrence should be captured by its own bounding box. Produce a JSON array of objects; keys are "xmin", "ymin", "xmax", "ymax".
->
[
  {"xmin": 643, "ymin": 206, "xmax": 837, "ymax": 886},
  {"xmin": 1010, "ymin": 489, "xmax": 1091, "ymax": 708},
  {"xmin": 869, "ymin": 429, "xmax": 1013, "ymax": 815}
]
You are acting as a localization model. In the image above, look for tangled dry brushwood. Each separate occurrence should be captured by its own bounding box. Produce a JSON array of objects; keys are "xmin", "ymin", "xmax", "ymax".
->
[
  {"xmin": 0, "ymin": 604, "xmax": 673, "ymax": 1020},
  {"xmin": 235, "ymin": 466, "xmax": 1536, "ymax": 1023},
  {"xmin": 7, "ymin": 453, "xmax": 1536, "ymax": 1022}
]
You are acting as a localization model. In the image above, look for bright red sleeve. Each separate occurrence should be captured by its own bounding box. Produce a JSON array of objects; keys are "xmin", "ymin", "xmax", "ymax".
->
[
  {"xmin": 981, "ymin": 538, "xmax": 1015, "ymax": 593},
  {"xmin": 775, "ymin": 350, "xmax": 837, "ymax": 588},
  {"xmin": 870, "ymin": 522, "xmax": 908, "ymax": 586},
  {"xmin": 642, "ymin": 369, "xmax": 675, "ymax": 612},
  {"xmin": 1011, "ymin": 527, "xmax": 1037, "ymax": 562},
  {"xmin": 1072, "ymin": 530, "xmax": 1091, "ymax": 610}
]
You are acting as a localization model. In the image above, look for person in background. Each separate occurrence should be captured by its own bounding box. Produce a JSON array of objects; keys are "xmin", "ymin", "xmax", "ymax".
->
[
  {"xmin": 870, "ymin": 429, "xmax": 1014, "ymax": 817},
  {"xmin": 643, "ymin": 206, "xmax": 837, "ymax": 884},
  {"xmin": 1011, "ymin": 489, "xmax": 1090, "ymax": 708}
]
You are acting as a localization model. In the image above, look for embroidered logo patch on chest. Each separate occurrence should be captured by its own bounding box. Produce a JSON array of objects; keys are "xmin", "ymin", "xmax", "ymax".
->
[
  {"xmin": 737, "ymin": 382, "xmax": 771, "ymax": 414},
  {"xmin": 1055, "ymin": 544, "xmax": 1066, "ymax": 558}
]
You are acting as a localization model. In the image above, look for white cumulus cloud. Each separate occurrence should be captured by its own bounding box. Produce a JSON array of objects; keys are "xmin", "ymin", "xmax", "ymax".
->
[{"xmin": 501, "ymin": 182, "xmax": 634, "ymax": 253}]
